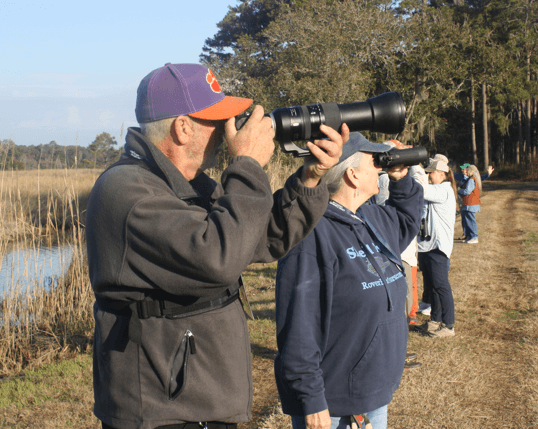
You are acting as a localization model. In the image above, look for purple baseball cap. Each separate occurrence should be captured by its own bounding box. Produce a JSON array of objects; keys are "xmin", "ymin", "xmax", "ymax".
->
[
  {"xmin": 338, "ymin": 132, "xmax": 394, "ymax": 163},
  {"xmin": 135, "ymin": 63, "xmax": 253, "ymax": 123}
]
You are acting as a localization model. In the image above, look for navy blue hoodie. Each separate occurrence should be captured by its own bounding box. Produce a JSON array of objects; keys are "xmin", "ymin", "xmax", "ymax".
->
[{"xmin": 274, "ymin": 173, "xmax": 423, "ymax": 417}]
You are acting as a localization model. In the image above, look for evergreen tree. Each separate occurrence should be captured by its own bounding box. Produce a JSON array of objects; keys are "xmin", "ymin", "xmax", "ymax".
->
[
  {"xmin": 200, "ymin": 0, "xmax": 538, "ymax": 169},
  {"xmin": 88, "ymin": 132, "xmax": 120, "ymax": 167}
]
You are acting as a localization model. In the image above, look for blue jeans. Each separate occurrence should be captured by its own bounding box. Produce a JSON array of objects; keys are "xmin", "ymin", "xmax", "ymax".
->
[
  {"xmin": 418, "ymin": 249, "xmax": 455, "ymax": 327},
  {"xmin": 421, "ymin": 257, "xmax": 450, "ymax": 305},
  {"xmin": 291, "ymin": 405, "xmax": 388, "ymax": 429},
  {"xmin": 461, "ymin": 210, "xmax": 478, "ymax": 239}
]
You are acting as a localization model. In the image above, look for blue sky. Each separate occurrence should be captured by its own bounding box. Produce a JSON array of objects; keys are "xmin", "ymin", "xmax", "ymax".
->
[{"xmin": 0, "ymin": 1, "xmax": 238, "ymax": 148}]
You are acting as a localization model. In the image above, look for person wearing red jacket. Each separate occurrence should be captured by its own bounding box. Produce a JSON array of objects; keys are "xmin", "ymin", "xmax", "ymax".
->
[{"xmin": 458, "ymin": 164, "xmax": 483, "ymax": 244}]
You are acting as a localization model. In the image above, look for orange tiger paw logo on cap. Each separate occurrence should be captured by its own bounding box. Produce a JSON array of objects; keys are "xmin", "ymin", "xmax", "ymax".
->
[{"xmin": 206, "ymin": 70, "xmax": 221, "ymax": 94}]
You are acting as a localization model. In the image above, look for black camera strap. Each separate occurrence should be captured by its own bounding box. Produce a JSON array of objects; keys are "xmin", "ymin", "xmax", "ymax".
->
[{"xmin": 355, "ymin": 208, "xmax": 406, "ymax": 312}]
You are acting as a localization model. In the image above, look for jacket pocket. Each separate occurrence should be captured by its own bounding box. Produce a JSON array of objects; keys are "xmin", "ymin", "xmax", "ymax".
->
[
  {"xmin": 348, "ymin": 317, "xmax": 406, "ymax": 398},
  {"xmin": 168, "ymin": 329, "xmax": 197, "ymax": 401}
]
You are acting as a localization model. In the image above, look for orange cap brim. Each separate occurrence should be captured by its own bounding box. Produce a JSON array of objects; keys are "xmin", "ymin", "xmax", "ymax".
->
[{"xmin": 189, "ymin": 96, "xmax": 253, "ymax": 120}]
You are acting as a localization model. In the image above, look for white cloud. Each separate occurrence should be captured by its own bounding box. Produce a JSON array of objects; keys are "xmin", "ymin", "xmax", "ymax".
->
[
  {"xmin": 17, "ymin": 111, "xmax": 59, "ymax": 128},
  {"xmin": 11, "ymin": 106, "xmax": 82, "ymax": 129},
  {"xmin": 61, "ymin": 88, "xmax": 99, "ymax": 99},
  {"xmin": 1, "ymin": 85, "xmax": 101, "ymax": 99},
  {"xmin": 9, "ymin": 89, "xmax": 39, "ymax": 98}
]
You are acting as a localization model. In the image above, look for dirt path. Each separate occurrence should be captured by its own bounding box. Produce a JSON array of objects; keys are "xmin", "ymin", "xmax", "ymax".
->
[
  {"xmin": 389, "ymin": 182, "xmax": 538, "ymax": 428},
  {"xmin": 252, "ymin": 182, "xmax": 538, "ymax": 429}
]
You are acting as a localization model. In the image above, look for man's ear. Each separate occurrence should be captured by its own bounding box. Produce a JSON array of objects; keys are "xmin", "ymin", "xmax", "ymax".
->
[
  {"xmin": 172, "ymin": 116, "xmax": 195, "ymax": 145},
  {"xmin": 345, "ymin": 166, "xmax": 360, "ymax": 188}
]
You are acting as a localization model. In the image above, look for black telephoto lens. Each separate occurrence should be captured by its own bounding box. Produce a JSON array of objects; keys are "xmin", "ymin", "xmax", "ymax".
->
[{"xmin": 235, "ymin": 92, "xmax": 407, "ymax": 157}]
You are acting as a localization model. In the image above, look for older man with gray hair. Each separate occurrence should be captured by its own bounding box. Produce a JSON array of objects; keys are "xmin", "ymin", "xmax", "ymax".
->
[{"xmin": 86, "ymin": 63, "xmax": 347, "ymax": 429}]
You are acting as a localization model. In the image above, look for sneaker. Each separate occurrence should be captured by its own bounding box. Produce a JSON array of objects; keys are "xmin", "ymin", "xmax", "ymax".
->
[
  {"xmin": 428, "ymin": 325, "xmax": 455, "ymax": 338},
  {"xmin": 417, "ymin": 302, "xmax": 431, "ymax": 315},
  {"xmin": 414, "ymin": 320, "xmax": 440, "ymax": 333},
  {"xmin": 404, "ymin": 360, "xmax": 422, "ymax": 369},
  {"xmin": 466, "ymin": 237, "xmax": 479, "ymax": 244},
  {"xmin": 406, "ymin": 352, "xmax": 418, "ymax": 362},
  {"xmin": 456, "ymin": 235, "xmax": 466, "ymax": 241},
  {"xmin": 425, "ymin": 320, "xmax": 441, "ymax": 332}
]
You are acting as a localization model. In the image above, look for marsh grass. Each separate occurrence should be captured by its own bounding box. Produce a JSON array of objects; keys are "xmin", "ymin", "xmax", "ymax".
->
[
  {"xmin": 0, "ymin": 168, "xmax": 100, "ymax": 376},
  {"xmin": 207, "ymin": 150, "xmax": 303, "ymax": 191}
]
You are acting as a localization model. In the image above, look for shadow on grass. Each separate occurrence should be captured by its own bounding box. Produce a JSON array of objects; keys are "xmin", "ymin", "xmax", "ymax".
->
[
  {"xmin": 251, "ymin": 343, "xmax": 277, "ymax": 360},
  {"xmin": 250, "ymin": 298, "xmax": 275, "ymax": 306},
  {"xmin": 483, "ymin": 181, "xmax": 538, "ymax": 192}
]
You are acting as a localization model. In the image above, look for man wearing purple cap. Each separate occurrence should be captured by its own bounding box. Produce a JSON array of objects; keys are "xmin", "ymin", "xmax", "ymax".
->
[{"xmin": 85, "ymin": 63, "xmax": 347, "ymax": 429}]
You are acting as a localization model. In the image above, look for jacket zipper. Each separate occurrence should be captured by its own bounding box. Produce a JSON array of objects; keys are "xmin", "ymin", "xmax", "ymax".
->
[{"xmin": 168, "ymin": 329, "xmax": 197, "ymax": 401}]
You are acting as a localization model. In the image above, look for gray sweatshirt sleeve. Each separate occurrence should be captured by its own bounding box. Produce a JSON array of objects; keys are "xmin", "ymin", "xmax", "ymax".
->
[
  {"xmin": 252, "ymin": 166, "xmax": 330, "ymax": 262},
  {"xmin": 221, "ymin": 157, "xmax": 330, "ymax": 264}
]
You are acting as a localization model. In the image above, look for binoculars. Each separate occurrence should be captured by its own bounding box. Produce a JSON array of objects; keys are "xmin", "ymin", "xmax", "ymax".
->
[{"xmin": 375, "ymin": 146, "xmax": 429, "ymax": 168}]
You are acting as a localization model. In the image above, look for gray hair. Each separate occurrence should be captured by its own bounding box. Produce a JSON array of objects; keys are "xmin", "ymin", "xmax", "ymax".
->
[
  {"xmin": 467, "ymin": 165, "xmax": 482, "ymax": 193},
  {"xmin": 324, "ymin": 152, "xmax": 363, "ymax": 196},
  {"xmin": 140, "ymin": 117, "xmax": 177, "ymax": 145}
]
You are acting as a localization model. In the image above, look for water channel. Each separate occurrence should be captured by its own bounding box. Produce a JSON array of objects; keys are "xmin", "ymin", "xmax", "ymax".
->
[{"xmin": 0, "ymin": 244, "xmax": 74, "ymax": 295}]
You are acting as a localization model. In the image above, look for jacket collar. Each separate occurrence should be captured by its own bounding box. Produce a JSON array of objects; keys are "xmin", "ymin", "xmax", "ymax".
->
[
  {"xmin": 123, "ymin": 127, "xmax": 216, "ymax": 200},
  {"xmin": 325, "ymin": 200, "xmax": 365, "ymax": 225}
]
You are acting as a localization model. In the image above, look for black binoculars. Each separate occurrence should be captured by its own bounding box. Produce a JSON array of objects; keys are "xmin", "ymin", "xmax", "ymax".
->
[{"xmin": 375, "ymin": 147, "xmax": 429, "ymax": 168}]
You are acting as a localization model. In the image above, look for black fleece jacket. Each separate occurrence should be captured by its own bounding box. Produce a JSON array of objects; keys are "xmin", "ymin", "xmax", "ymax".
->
[{"xmin": 86, "ymin": 128, "xmax": 330, "ymax": 428}]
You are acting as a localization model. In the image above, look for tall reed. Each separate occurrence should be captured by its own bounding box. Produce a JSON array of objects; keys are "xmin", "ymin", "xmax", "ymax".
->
[{"xmin": 0, "ymin": 167, "xmax": 100, "ymax": 376}]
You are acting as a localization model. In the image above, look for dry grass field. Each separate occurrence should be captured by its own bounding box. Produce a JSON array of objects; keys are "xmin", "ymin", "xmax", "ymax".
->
[
  {"xmin": 1, "ymin": 170, "xmax": 537, "ymax": 428},
  {"xmin": 0, "ymin": 168, "xmax": 99, "ymax": 245},
  {"xmin": 0, "ymin": 169, "xmax": 98, "ymax": 375}
]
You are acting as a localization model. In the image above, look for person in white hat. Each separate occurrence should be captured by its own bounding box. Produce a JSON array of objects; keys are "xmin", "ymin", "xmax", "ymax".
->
[{"xmin": 417, "ymin": 156, "xmax": 458, "ymax": 338}]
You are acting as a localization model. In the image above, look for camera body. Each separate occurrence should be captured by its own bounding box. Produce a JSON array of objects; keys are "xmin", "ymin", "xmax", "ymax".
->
[{"xmin": 236, "ymin": 92, "xmax": 406, "ymax": 157}]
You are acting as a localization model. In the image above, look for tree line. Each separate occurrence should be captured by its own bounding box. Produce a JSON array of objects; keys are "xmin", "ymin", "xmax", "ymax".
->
[
  {"xmin": 201, "ymin": 0, "xmax": 538, "ymax": 174},
  {"xmin": 0, "ymin": 132, "xmax": 121, "ymax": 170}
]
